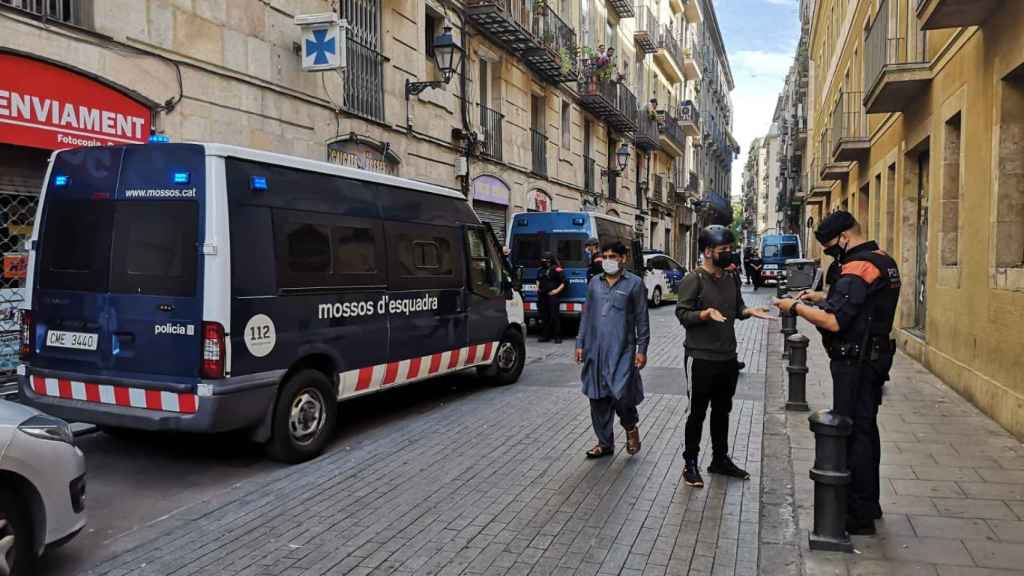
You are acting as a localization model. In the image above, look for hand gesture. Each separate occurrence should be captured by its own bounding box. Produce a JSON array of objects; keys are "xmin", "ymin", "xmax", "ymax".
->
[
  {"xmin": 797, "ymin": 290, "xmax": 825, "ymax": 304},
  {"xmin": 745, "ymin": 307, "xmax": 776, "ymax": 320},
  {"xmin": 575, "ymin": 348, "xmax": 583, "ymax": 364},
  {"xmin": 771, "ymin": 298, "xmax": 797, "ymax": 314},
  {"xmin": 701, "ymin": 308, "xmax": 727, "ymax": 322},
  {"xmin": 634, "ymin": 353, "xmax": 647, "ymax": 370}
]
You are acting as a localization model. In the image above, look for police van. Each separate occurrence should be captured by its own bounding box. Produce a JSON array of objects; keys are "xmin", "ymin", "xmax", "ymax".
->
[
  {"xmin": 18, "ymin": 143, "xmax": 526, "ymax": 462},
  {"xmin": 507, "ymin": 211, "xmax": 635, "ymax": 322}
]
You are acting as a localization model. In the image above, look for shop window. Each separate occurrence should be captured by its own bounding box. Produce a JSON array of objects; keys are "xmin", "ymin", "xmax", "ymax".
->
[
  {"xmin": 995, "ymin": 68, "xmax": 1024, "ymax": 289},
  {"xmin": 941, "ymin": 112, "xmax": 962, "ymax": 267}
]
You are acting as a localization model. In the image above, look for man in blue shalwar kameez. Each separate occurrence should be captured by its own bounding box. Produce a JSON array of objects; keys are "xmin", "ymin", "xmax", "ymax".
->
[{"xmin": 575, "ymin": 241, "xmax": 651, "ymax": 459}]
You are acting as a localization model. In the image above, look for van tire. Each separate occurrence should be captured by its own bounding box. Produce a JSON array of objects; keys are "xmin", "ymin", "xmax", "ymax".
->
[
  {"xmin": 0, "ymin": 489, "xmax": 33, "ymax": 576},
  {"xmin": 651, "ymin": 287, "xmax": 663, "ymax": 308},
  {"xmin": 266, "ymin": 370, "xmax": 337, "ymax": 464},
  {"xmin": 479, "ymin": 329, "xmax": 525, "ymax": 386}
]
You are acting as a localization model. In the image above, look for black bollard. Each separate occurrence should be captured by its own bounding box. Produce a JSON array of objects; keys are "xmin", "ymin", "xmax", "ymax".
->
[
  {"xmin": 780, "ymin": 309, "xmax": 797, "ymax": 359},
  {"xmin": 786, "ymin": 334, "xmax": 810, "ymax": 411},
  {"xmin": 808, "ymin": 410, "xmax": 854, "ymax": 552}
]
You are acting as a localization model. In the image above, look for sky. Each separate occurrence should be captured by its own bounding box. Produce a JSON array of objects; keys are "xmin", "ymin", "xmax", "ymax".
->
[{"xmin": 713, "ymin": 0, "xmax": 802, "ymax": 201}]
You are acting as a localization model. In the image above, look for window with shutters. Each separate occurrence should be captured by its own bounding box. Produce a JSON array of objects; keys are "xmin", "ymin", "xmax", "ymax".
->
[{"xmin": 340, "ymin": 0, "xmax": 385, "ymax": 122}]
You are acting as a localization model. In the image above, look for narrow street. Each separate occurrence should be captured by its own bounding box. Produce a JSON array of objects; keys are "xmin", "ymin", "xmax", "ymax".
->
[{"xmin": 42, "ymin": 292, "xmax": 772, "ymax": 576}]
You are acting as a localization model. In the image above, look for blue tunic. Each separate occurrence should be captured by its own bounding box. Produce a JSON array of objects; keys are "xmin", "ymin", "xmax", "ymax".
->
[{"xmin": 576, "ymin": 271, "xmax": 651, "ymax": 404}]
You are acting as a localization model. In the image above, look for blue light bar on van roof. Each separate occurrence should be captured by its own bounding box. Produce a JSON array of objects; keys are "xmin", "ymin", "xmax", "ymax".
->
[
  {"xmin": 572, "ymin": 217, "xmax": 585, "ymax": 226},
  {"xmin": 53, "ymin": 175, "xmax": 70, "ymax": 187},
  {"xmin": 516, "ymin": 219, "xmax": 528, "ymax": 226},
  {"xmin": 148, "ymin": 134, "xmax": 171, "ymax": 144},
  {"xmin": 172, "ymin": 171, "xmax": 191, "ymax": 185},
  {"xmin": 250, "ymin": 176, "xmax": 268, "ymax": 191}
]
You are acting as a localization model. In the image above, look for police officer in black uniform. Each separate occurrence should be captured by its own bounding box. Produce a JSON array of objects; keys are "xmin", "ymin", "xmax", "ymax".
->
[
  {"xmin": 772, "ymin": 211, "xmax": 900, "ymax": 535},
  {"xmin": 538, "ymin": 252, "xmax": 566, "ymax": 343},
  {"xmin": 585, "ymin": 237, "xmax": 604, "ymax": 282}
]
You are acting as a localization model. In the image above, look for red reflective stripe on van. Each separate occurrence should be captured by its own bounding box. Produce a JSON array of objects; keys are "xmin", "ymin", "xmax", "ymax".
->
[
  {"xmin": 406, "ymin": 357, "xmax": 422, "ymax": 380},
  {"xmin": 355, "ymin": 366, "xmax": 374, "ymax": 391},
  {"xmin": 57, "ymin": 378, "xmax": 72, "ymax": 399},
  {"xmin": 466, "ymin": 345, "xmax": 478, "ymax": 365},
  {"xmin": 429, "ymin": 353, "xmax": 443, "ymax": 374},
  {"xmin": 447, "ymin": 349, "xmax": 460, "ymax": 370},
  {"xmin": 382, "ymin": 362, "xmax": 399, "ymax": 386},
  {"xmin": 178, "ymin": 394, "xmax": 197, "ymax": 414},
  {"xmin": 85, "ymin": 383, "xmax": 101, "ymax": 403},
  {"xmin": 31, "ymin": 375, "xmax": 45, "ymax": 394},
  {"xmin": 145, "ymin": 389, "xmax": 162, "ymax": 410},
  {"xmin": 114, "ymin": 386, "xmax": 130, "ymax": 407},
  {"xmin": 483, "ymin": 342, "xmax": 494, "ymax": 362}
]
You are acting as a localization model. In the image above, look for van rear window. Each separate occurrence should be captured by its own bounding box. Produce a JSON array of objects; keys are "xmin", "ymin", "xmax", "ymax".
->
[
  {"xmin": 764, "ymin": 244, "xmax": 800, "ymax": 259},
  {"xmin": 38, "ymin": 200, "xmax": 198, "ymax": 296}
]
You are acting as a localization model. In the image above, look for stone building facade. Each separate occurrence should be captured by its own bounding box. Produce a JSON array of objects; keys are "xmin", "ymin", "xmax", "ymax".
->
[{"xmin": 803, "ymin": 0, "xmax": 1024, "ymax": 438}]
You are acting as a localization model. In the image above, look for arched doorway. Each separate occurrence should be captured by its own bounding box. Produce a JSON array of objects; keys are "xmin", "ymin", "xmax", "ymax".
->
[{"xmin": 607, "ymin": 209, "xmax": 621, "ymax": 218}]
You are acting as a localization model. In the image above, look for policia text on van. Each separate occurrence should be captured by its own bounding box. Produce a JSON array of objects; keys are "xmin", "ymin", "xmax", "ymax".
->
[{"xmin": 19, "ymin": 143, "xmax": 527, "ymax": 463}]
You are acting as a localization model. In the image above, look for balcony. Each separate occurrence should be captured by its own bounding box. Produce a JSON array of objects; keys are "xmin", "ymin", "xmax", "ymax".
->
[
  {"xmin": 531, "ymin": 129, "xmax": 547, "ymax": 178},
  {"xmin": 683, "ymin": 0, "xmax": 703, "ymax": 23},
  {"xmin": 817, "ymin": 128, "xmax": 851, "ymax": 181},
  {"xmin": 578, "ymin": 62, "xmax": 639, "ymax": 134},
  {"xmin": 653, "ymin": 174, "xmax": 665, "ymax": 204},
  {"xmin": 607, "ymin": 0, "xmax": 636, "ymax": 19},
  {"xmin": 864, "ymin": 0, "xmax": 931, "ymax": 113},
  {"xmin": 634, "ymin": 110, "xmax": 659, "ymax": 151},
  {"xmin": 526, "ymin": 3, "xmax": 579, "ymax": 83},
  {"xmin": 584, "ymin": 156, "xmax": 596, "ymax": 195},
  {"xmin": 465, "ymin": 1, "xmax": 577, "ymax": 84},
  {"xmin": 808, "ymin": 159, "xmax": 831, "ymax": 200},
  {"xmin": 658, "ymin": 111, "xmax": 687, "ymax": 157},
  {"xmin": 685, "ymin": 170, "xmax": 699, "ymax": 193},
  {"xmin": 634, "ymin": 5, "xmax": 658, "ymax": 54},
  {"xmin": 654, "ymin": 26, "xmax": 685, "ymax": 84},
  {"xmin": 479, "ymin": 104, "xmax": 503, "ymax": 161},
  {"xmin": 830, "ymin": 90, "xmax": 869, "ymax": 162},
  {"xmin": 916, "ymin": 0, "xmax": 1002, "ymax": 30},
  {"xmin": 682, "ymin": 35, "xmax": 701, "ymax": 80},
  {"xmin": 678, "ymin": 101, "xmax": 700, "ymax": 137}
]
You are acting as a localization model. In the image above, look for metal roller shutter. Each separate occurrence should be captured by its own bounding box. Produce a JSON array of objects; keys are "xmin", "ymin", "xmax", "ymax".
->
[{"xmin": 473, "ymin": 201, "xmax": 508, "ymax": 246}]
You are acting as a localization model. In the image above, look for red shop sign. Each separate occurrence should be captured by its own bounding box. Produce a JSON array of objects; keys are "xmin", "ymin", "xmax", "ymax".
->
[{"xmin": 0, "ymin": 53, "xmax": 152, "ymax": 150}]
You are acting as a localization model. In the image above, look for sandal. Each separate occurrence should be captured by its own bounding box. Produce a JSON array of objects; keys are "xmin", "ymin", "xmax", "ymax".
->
[
  {"xmin": 585, "ymin": 445, "xmax": 614, "ymax": 459},
  {"xmin": 625, "ymin": 426, "xmax": 641, "ymax": 455}
]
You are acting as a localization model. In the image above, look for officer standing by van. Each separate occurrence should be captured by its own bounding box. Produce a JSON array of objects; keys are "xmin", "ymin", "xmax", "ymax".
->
[
  {"xmin": 772, "ymin": 211, "xmax": 900, "ymax": 535},
  {"xmin": 585, "ymin": 237, "xmax": 603, "ymax": 282},
  {"xmin": 576, "ymin": 241, "xmax": 650, "ymax": 458},
  {"xmin": 676, "ymin": 226, "xmax": 775, "ymax": 487},
  {"xmin": 538, "ymin": 252, "xmax": 566, "ymax": 343}
]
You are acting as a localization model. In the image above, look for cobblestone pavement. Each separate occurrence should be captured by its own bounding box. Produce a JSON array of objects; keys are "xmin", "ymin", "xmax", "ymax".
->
[
  {"xmin": 770, "ymin": 319, "xmax": 1024, "ymax": 575},
  {"xmin": 81, "ymin": 289, "xmax": 774, "ymax": 576}
]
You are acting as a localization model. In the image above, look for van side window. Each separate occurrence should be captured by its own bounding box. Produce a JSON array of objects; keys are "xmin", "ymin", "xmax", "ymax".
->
[
  {"xmin": 274, "ymin": 209, "xmax": 386, "ymax": 290},
  {"xmin": 466, "ymin": 227, "xmax": 501, "ymax": 298},
  {"xmin": 386, "ymin": 222, "xmax": 462, "ymax": 291},
  {"xmin": 333, "ymin": 226, "xmax": 376, "ymax": 274},
  {"xmin": 413, "ymin": 241, "xmax": 441, "ymax": 269},
  {"xmin": 285, "ymin": 223, "xmax": 331, "ymax": 274}
]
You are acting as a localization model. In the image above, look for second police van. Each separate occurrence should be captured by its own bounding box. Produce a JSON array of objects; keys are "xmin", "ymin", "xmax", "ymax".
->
[
  {"xmin": 507, "ymin": 211, "xmax": 635, "ymax": 322},
  {"xmin": 19, "ymin": 143, "xmax": 526, "ymax": 462}
]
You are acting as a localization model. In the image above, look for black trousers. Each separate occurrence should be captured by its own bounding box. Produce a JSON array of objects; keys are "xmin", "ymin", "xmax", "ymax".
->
[
  {"xmin": 539, "ymin": 294, "xmax": 561, "ymax": 339},
  {"xmin": 831, "ymin": 358, "xmax": 886, "ymax": 522},
  {"xmin": 684, "ymin": 358, "xmax": 740, "ymax": 460}
]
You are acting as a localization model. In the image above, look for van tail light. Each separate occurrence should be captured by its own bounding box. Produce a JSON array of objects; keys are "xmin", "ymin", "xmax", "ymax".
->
[
  {"xmin": 201, "ymin": 321, "xmax": 225, "ymax": 379},
  {"xmin": 19, "ymin": 311, "xmax": 32, "ymax": 360}
]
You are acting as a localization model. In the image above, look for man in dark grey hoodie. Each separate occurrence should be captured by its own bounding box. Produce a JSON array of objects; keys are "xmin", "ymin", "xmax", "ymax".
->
[{"xmin": 675, "ymin": 225, "xmax": 774, "ymax": 487}]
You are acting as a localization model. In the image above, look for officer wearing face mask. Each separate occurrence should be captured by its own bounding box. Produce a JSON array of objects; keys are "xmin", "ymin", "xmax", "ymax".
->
[
  {"xmin": 772, "ymin": 211, "xmax": 901, "ymax": 536},
  {"xmin": 585, "ymin": 237, "xmax": 603, "ymax": 282},
  {"xmin": 675, "ymin": 226, "xmax": 774, "ymax": 488}
]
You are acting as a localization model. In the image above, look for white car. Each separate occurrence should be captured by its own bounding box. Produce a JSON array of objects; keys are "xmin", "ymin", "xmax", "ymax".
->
[
  {"xmin": 642, "ymin": 253, "xmax": 687, "ymax": 307},
  {"xmin": 0, "ymin": 400, "xmax": 86, "ymax": 575}
]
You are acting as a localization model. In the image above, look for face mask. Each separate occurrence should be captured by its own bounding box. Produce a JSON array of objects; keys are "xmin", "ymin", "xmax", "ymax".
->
[
  {"xmin": 602, "ymin": 258, "xmax": 621, "ymax": 276},
  {"xmin": 712, "ymin": 251, "xmax": 733, "ymax": 268},
  {"xmin": 541, "ymin": 260, "xmax": 550, "ymax": 268},
  {"xmin": 823, "ymin": 243, "xmax": 845, "ymax": 260}
]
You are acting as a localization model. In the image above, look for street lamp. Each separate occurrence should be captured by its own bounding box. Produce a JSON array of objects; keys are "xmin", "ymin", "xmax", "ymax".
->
[
  {"xmin": 601, "ymin": 143, "xmax": 631, "ymax": 177},
  {"xmin": 406, "ymin": 24, "xmax": 465, "ymax": 98}
]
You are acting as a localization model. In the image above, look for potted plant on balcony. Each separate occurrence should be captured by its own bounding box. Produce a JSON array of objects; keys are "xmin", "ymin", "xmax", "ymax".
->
[{"xmin": 559, "ymin": 47, "xmax": 575, "ymax": 77}]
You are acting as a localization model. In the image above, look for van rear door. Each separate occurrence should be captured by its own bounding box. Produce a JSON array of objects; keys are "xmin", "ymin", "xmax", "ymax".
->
[{"xmin": 32, "ymin": 145, "xmax": 205, "ymax": 382}]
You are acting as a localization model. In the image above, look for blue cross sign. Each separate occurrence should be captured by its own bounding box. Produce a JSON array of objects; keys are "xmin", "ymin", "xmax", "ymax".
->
[{"xmin": 301, "ymin": 24, "xmax": 341, "ymax": 71}]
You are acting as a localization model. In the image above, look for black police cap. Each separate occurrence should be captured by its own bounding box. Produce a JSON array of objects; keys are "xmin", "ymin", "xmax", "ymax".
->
[
  {"xmin": 541, "ymin": 251, "xmax": 554, "ymax": 260},
  {"xmin": 815, "ymin": 211, "xmax": 857, "ymax": 244},
  {"xmin": 698, "ymin": 225, "xmax": 735, "ymax": 252}
]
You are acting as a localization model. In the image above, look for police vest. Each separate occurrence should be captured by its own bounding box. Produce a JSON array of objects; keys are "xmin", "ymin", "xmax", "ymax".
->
[{"xmin": 840, "ymin": 249, "xmax": 901, "ymax": 338}]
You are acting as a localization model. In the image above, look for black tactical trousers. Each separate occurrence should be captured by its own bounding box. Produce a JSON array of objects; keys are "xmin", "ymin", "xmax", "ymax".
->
[
  {"xmin": 539, "ymin": 294, "xmax": 561, "ymax": 339},
  {"xmin": 830, "ymin": 358, "xmax": 886, "ymax": 522}
]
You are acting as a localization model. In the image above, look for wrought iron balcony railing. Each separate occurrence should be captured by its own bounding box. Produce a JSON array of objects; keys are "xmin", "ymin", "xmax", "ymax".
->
[
  {"xmin": 634, "ymin": 4, "xmax": 658, "ymax": 54},
  {"xmin": 531, "ymin": 128, "xmax": 547, "ymax": 178},
  {"xmin": 479, "ymin": 103, "xmax": 503, "ymax": 161}
]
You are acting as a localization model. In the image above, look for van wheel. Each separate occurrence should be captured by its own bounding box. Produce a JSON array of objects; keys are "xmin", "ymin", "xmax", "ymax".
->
[
  {"xmin": 266, "ymin": 370, "xmax": 337, "ymax": 464},
  {"xmin": 478, "ymin": 329, "xmax": 525, "ymax": 386},
  {"xmin": 651, "ymin": 287, "xmax": 663, "ymax": 308},
  {"xmin": 0, "ymin": 490, "xmax": 33, "ymax": 576}
]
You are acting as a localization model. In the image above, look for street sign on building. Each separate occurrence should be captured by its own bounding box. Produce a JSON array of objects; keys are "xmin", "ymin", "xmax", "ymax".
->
[{"xmin": 294, "ymin": 14, "xmax": 348, "ymax": 72}]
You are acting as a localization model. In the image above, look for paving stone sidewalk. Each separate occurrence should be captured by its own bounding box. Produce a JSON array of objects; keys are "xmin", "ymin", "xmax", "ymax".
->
[
  {"xmin": 766, "ymin": 319, "xmax": 1024, "ymax": 575},
  {"xmin": 80, "ymin": 291, "xmax": 773, "ymax": 576}
]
